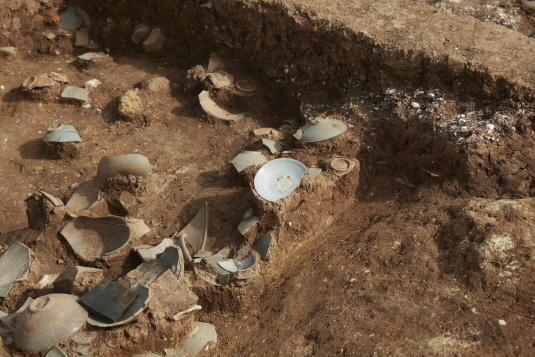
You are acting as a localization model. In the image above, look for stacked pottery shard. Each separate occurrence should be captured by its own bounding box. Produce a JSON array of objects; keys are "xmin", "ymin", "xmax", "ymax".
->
[
  {"xmin": 42, "ymin": 123, "xmax": 81, "ymax": 159},
  {"xmin": 95, "ymin": 154, "xmax": 150, "ymax": 188}
]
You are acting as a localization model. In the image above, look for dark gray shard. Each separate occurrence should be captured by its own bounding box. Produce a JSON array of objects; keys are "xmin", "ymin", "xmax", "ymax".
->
[
  {"xmin": 157, "ymin": 245, "xmax": 184, "ymax": 277},
  {"xmin": 0, "ymin": 241, "xmax": 31, "ymax": 297},
  {"xmin": 79, "ymin": 279, "xmax": 138, "ymax": 323},
  {"xmin": 174, "ymin": 202, "xmax": 208, "ymax": 262},
  {"xmin": 255, "ymin": 233, "xmax": 273, "ymax": 259}
]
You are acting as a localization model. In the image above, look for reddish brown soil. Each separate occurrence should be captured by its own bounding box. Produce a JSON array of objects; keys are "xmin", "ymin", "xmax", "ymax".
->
[{"xmin": 3, "ymin": 0, "xmax": 535, "ymax": 356}]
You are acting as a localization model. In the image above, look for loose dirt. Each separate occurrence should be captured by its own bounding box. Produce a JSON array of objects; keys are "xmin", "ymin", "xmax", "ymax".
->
[{"xmin": 2, "ymin": 0, "xmax": 535, "ymax": 356}]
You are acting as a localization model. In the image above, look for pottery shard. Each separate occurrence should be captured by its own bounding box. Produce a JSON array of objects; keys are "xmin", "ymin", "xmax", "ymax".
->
[
  {"xmin": 143, "ymin": 27, "xmax": 165, "ymax": 52},
  {"xmin": 132, "ymin": 24, "xmax": 150, "ymax": 44},
  {"xmin": 53, "ymin": 266, "xmax": 103, "ymax": 295},
  {"xmin": 148, "ymin": 270, "xmax": 198, "ymax": 318},
  {"xmin": 117, "ymin": 89, "xmax": 143, "ymax": 121},
  {"xmin": 109, "ymin": 191, "xmax": 138, "ymax": 216}
]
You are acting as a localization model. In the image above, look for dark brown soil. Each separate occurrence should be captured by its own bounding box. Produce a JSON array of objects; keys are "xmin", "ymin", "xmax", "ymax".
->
[{"xmin": 3, "ymin": 0, "xmax": 535, "ymax": 356}]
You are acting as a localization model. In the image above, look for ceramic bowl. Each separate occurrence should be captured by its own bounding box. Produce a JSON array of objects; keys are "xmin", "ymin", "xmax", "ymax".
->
[{"xmin": 253, "ymin": 158, "xmax": 307, "ymax": 202}]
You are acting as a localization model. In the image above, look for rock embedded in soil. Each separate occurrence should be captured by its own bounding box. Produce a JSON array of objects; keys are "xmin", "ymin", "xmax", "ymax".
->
[
  {"xmin": 117, "ymin": 89, "xmax": 144, "ymax": 122},
  {"xmin": 140, "ymin": 76, "xmax": 170, "ymax": 92},
  {"xmin": 143, "ymin": 27, "xmax": 165, "ymax": 52}
]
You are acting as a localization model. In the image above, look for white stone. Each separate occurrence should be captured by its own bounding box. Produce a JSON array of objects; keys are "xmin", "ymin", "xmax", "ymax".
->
[
  {"xmin": 410, "ymin": 102, "xmax": 420, "ymax": 109},
  {"xmin": 498, "ymin": 320, "xmax": 507, "ymax": 326},
  {"xmin": 84, "ymin": 79, "xmax": 101, "ymax": 89}
]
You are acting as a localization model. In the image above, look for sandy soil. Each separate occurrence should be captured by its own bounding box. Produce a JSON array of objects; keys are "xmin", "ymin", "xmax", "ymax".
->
[{"xmin": 2, "ymin": 0, "xmax": 535, "ymax": 356}]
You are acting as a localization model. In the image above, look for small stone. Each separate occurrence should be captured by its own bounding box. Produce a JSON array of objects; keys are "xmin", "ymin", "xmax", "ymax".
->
[
  {"xmin": 410, "ymin": 102, "xmax": 420, "ymax": 109},
  {"xmin": 117, "ymin": 89, "xmax": 144, "ymax": 121},
  {"xmin": 143, "ymin": 27, "xmax": 165, "ymax": 52},
  {"xmin": 75, "ymin": 30, "xmax": 90, "ymax": 47},
  {"xmin": 132, "ymin": 24, "xmax": 151, "ymax": 44},
  {"xmin": 0, "ymin": 86, "xmax": 4, "ymax": 90},
  {"xmin": 82, "ymin": 103, "xmax": 91, "ymax": 108},
  {"xmin": 85, "ymin": 79, "xmax": 101, "ymax": 90},
  {"xmin": 140, "ymin": 77, "xmax": 170, "ymax": 92},
  {"xmin": 498, "ymin": 319, "xmax": 507, "ymax": 326}
]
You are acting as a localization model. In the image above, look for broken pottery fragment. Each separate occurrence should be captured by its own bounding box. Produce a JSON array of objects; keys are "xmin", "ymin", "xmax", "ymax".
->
[
  {"xmin": 77, "ymin": 52, "xmax": 108, "ymax": 61},
  {"xmin": 293, "ymin": 117, "xmax": 348, "ymax": 142},
  {"xmin": 157, "ymin": 246, "xmax": 184, "ymax": 277},
  {"xmin": 125, "ymin": 260, "xmax": 163, "ymax": 288},
  {"xmin": 37, "ymin": 274, "xmax": 59, "ymax": 288},
  {"xmin": 206, "ymin": 70, "xmax": 234, "ymax": 88},
  {"xmin": 253, "ymin": 127, "xmax": 282, "ymax": 139},
  {"xmin": 59, "ymin": 6, "xmax": 82, "ymax": 31},
  {"xmin": 181, "ymin": 322, "xmax": 217, "ymax": 356},
  {"xmin": 134, "ymin": 238, "xmax": 175, "ymax": 261},
  {"xmin": 66, "ymin": 180, "xmax": 100, "ymax": 211},
  {"xmin": 48, "ymin": 72, "xmax": 69, "ymax": 83},
  {"xmin": 60, "ymin": 215, "xmax": 131, "ymax": 261},
  {"xmin": 235, "ymin": 79, "xmax": 256, "ymax": 93},
  {"xmin": 231, "ymin": 151, "xmax": 267, "ymax": 172},
  {"xmin": 255, "ymin": 233, "xmax": 273, "ymax": 259},
  {"xmin": 53, "ymin": 266, "xmax": 103, "ymax": 295},
  {"xmin": 143, "ymin": 27, "xmax": 165, "ymax": 52},
  {"xmin": 237, "ymin": 216, "xmax": 259, "ymax": 235},
  {"xmin": 95, "ymin": 154, "xmax": 150, "ymax": 188},
  {"xmin": 305, "ymin": 167, "xmax": 322, "ymax": 180},
  {"xmin": 328, "ymin": 158, "xmax": 358, "ymax": 176},
  {"xmin": 149, "ymin": 270, "xmax": 198, "ymax": 318},
  {"xmin": 86, "ymin": 284, "xmax": 149, "ymax": 327},
  {"xmin": 132, "ymin": 24, "xmax": 151, "ymax": 44},
  {"xmin": 45, "ymin": 346, "xmax": 67, "ymax": 357},
  {"xmin": 0, "ymin": 297, "xmax": 33, "ymax": 331},
  {"xmin": 261, "ymin": 138, "xmax": 285, "ymax": 153},
  {"xmin": 75, "ymin": 30, "xmax": 89, "ymax": 47},
  {"xmin": 198, "ymin": 90, "xmax": 244, "ymax": 121},
  {"xmin": 203, "ymin": 249, "xmax": 233, "ymax": 276},
  {"xmin": 79, "ymin": 279, "xmax": 138, "ymax": 323},
  {"xmin": 254, "ymin": 158, "xmax": 307, "ymax": 202},
  {"xmin": 174, "ymin": 202, "xmax": 208, "ymax": 262},
  {"xmin": 71, "ymin": 332, "xmax": 96, "ymax": 345},
  {"xmin": 164, "ymin": 349, "xmax": 188, "ymax": 357},
  {"xmin": 61, "ymin": 86, "xmax": 89, "ymax": 102},
  {"xmin": 133, "ymin": 354, "xmax": 161, "ymax": 357},
  {"xmin": 40, "ymin": 191, "xmax": 64, "ymax": 206},
  {"xmin": 42, "ymin": 123, "xmax": 81, "ymax": 143},
  {"xmin": 127, "ymin": 218, "xmax": 151, "ymax": 239},
  {"xmin": 75, "ymin": 6, "xmax": 90, "ymax": 26},
  {"xmin": 22, "ymin": 74, "xmax": 55, "ymax": 91},
  {"xmin": 0, "ymin": 47, "xmax": 17, "ymax": 56},
  {"xmin": 0, "ymin": 241, "xmax": 31, "ymax": 298},
  {"xmin": 217, "ymin": 250, "xmax": 257, "ymax": 273},
  {"xmin": 14, "ymin": 294, "xmax": 88, "ymax": 352}
]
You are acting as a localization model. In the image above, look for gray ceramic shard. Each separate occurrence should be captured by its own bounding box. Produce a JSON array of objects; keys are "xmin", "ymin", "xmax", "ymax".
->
[
  {"xmin": 255, "ymin": 233, "xmax": 273, "ymax": 259},
  {"xmin": 253, "ymin": 158, "xmax": 307, "ymax": 202},
  {"xmin": 194, "ymin": 249, "xmax": 212, "ymax": 258},
  {"xmin": 80, "ymin": 279, "xmax": 138, "ymax": 323},
  {"xmin": 45, "ymin": 346, "xmax": 67, "ymax": 357},
  {"xmin": 78, "ymin": 52, "xmax": 108, "ymax": 61},
  {"xmin": 261, "ymin": 139, "xmax": 284, "ymax": 153},
  {"xmin": 66, "ymin": 180, "xmax": 100, "ymax": 211},
  {"xmin": 198, "ymin": 90, "xmax": 244, "ymax": 121},
  {"xmin": 233, "ymin": 270, "xmax": 259, "ymax": 281},
  {"xmin": 22, "ymin": 74, "xmax": 55, "ymax": 91},
  {"xmin": 126, "ymin": 218, "xmax": 151, "ymax": 239},
  {"xmin": 174, "ymin": 202, "xmax": 208, "ymax": 262},
  {"xmin": 60, "ymin": 215, "xmax": 130, "ymax": 261},
  {"xmin": 305, "ymin": 168, "xmax": 322, "ymax": 180},
  {"xmin": 61, "ymin": 86, "xmax": 89, "ymax": 102},
  {"xmin": 125, "ymin": 260, "xmax": 163, "ymax": 288},
  {"xmin": 0, "ymin": 241, "xmax": 31, "ymax": 297},
  {"xmin": 14, "ymin": 294, "xmax": 87, "ymax": 352},
  {"xmin": 253, "ymin": 128, "xmax": 281, "ymax": 138},
  {"xmin": 217, "ymin": 252, "xmax": 257, "ymax": 273},
  {"xmin": 204, "ymin": 252, "xmax": 233, "ymax": 276},
  {"xmin": 0, "ymin": 297, "xmax": 33, "ymax": 331},
  {"xmin": 164, "ymin": 348, "xmax": 188, "ymax": 357},
  {"xmin": 0, "ymin": 47, "xmax": 16, "ymax": 55},
  {"xmin": 293, "ymin": 118, "xmax": 347, "ymax": 142},
  {"xmin": 95, "ymin": 154, "xmax": 150, "ymax": 188},
  {"xmin": 235, "ymin": 79, "xmax": 256, "ymax": 93},
  {"xmin": 171, "ymin": 305, "xmax": 202, "ymax": 321},
  {"xmin": 60, "ymin": 6, "xmax": 82, "ymax": 31},
  {"xmin": 133, "ymin": 238, "xmax": 175, "ymax": 261},
  {"xmin": 72, "ymin": 332, "xmax": 96, "ymax": 345},
  {"xmin": 207, "ymin": 70, "xmax": 234, "ymax": 88},
  {"xmin": 75, "ymin": 30, "xmax": 89, "ymax": 47},
  {"xmin": 48, "ymin": 72, "xmax": 69, "ymax": 83},
  {"xmin": 237, "ymin": 216, "xmax": 259, "ymax": 235},
  {"xmin": 157, "ymin": 246, "xmax": 184, "ymax": 277},
  {"xmin": 86, "ymin": 284, "xmax": 149, "ymax": 327},
  {"xmin": 231, "ymin": 151, "xmax": 267, "ymax": 172},
  {"xmin": 74, "ymin": 6, "xmax": 90, "ymax": 26},
  {"xmin": 181, "ymin": 322, "xmax": 217, "ymax": 356},
  {"xmin": 40, "ymin": 191, "xmax": 64, "ymax": 206},
  {"xmin": 42, "ymin": 123, "xmax": 82, "ymax": 143},
  {"xmin": 143, "ymin": 27, "xmax": 165, "ymax": 52}
]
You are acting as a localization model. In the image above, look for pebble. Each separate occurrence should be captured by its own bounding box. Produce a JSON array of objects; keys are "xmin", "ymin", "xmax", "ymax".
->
[
  {"xmin": 0, "ymin": 85, "xmax": 4, "ymax": 90},
  {"xmin": 85, "ymin": 79, "xmax": 101, "ymax": 90},
  {"xmin": 498, "ymin": 319, "xmax": 507, "ymax": 326},
  {"xmin": 410, "ymin": 102, "xmax": 420, "ymax": 109}
]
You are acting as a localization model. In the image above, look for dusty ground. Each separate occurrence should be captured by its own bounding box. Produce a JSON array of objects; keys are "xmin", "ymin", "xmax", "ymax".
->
[{"xmin": 3, "ymin": 0, "xmax": 535, "ymax": 356}]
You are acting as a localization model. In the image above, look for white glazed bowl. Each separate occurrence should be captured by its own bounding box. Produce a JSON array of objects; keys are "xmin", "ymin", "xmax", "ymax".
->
[{"xmin": 254, "ymin": 158, "xmax": 307, "ymax": 202}]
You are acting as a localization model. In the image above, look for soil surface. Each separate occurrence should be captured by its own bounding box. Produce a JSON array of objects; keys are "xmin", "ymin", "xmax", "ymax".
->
[{"xmin": 2, "ymin": 0, "xmax": 535, "ymax": 356}]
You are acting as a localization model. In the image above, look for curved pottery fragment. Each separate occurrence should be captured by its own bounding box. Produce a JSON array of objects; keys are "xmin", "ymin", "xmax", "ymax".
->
[
  {"xmin": 231, "ymin": 151, "xmax": 267, "ymax": 172},
  {"xmin": 59, "ymin": 6, "xmax": 82, "ymax": 31},
  {"xmin": 60, "ymin": 216, "xmax": 130, "ymax": 261},
  {"xmin": 42, "ymin": 123, "xmax": 81, "ymax": 143},
  {"xmin": 254, "ymin": 158, "xmax": 307, "ymax": 202},
  {"xmin": 207, "ymin": 70, "xmax": 234, "ymax": 88},
  {"xmin": 181, "ymin": 322, "xmax": 217, "ymax": 356},
  {"xmin": 329, "ymin": 158, "xmax": 357, "ymax": 176},
  {"xmin": 66, "ymin": 180, "xmax": 100, "ymax": 211},
  {"xmin": 14, "ymin": 294, "xmax": 88, "ymax": 352},
  {"xmin": 95, "ymin": 154, "xmax": 150, "ymax": 188},
  {"xmin": 198, "ymin": 90, "xmax": 244, "ymax": 121},
  {"xmin": 22, "ymin": 74, "xmax": 55, "ymax": 91},
  {"xmin": 174, "ymin": 202, "xmax": 208, "ymax": 262},
  {"xmin": 293, "ymin": 118, "xmax": 347, "ymax": 142}
]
